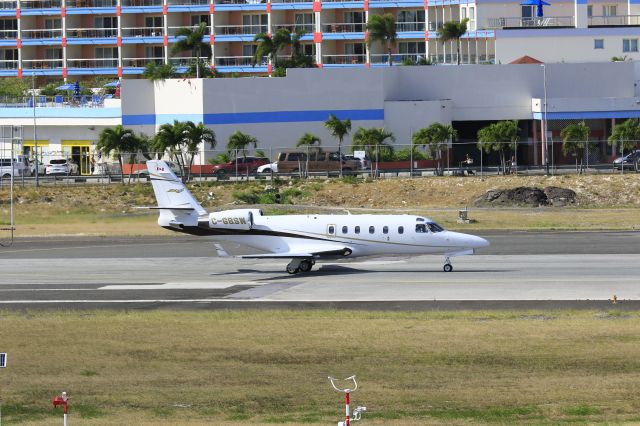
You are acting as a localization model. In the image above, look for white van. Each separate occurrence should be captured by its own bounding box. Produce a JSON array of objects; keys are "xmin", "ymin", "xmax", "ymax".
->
[{"xmin": 0, "ymin": 155, "xmax": 29, "ymax": 179}]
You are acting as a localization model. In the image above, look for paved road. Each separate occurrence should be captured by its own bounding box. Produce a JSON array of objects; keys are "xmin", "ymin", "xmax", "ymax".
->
[{"xmin": 0, "ymin": 232, "xmax": 638, "ymax": 310}]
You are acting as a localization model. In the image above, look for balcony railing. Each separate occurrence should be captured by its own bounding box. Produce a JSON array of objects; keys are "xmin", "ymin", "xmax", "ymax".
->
[
  {"xmin": 321, "ymin": 22, "xmax": 365, "ymax": 33},
  {"xmin": 22, "ymin": 59, "xmax": 63, "ymax": 69},
  {"xmin": 168, "ymin": 25, "xmax": 211, "ymax": 36},
  {"xmin": 20, "ymin": 0, "xmax": 61, "ymax": 8},
  {"xmin": 166, "ymin": 0, "xmax": 209, "ymax": 4},
  {"xmin": 271, "ymin": 0, "xmax": 310, "ymax": 2},
  {"xmin": 121, "ymin": 26, "xmax": 163, "ymax": 37},
  {"xmin": 214, "ymin": 24, "xmax": 267, "ymax": 35},
  {"xmin": 21, "ymin": 29, "xmax": 62, "ymax": 39},
  {"xmin": 589, "ymin": 15, "xmax": 640, "ymax": 26},
  {"xmin": 122, "ymin": 57, "xmax": 163, "ymax": 67},
  {"xmin": 214, "ymin": 0, "xmax": 264, "ymax": 4},
  {"xmin": 272, "ymin": 23, "xmax": 314, "ymax": 33},
  {"xmin": 0, "ymin": 29, "xmax": 17, "ymax": 39},
  {"xmin": 487, "ymin": 16, "xmax": 573, "ymax": 29},
  {"xmin": 0, "ymin": 60, "xmax": 18, "ymax": 69},
  {"xmin": 67, "ymin": 58, "xmax": 118, "ymax": 68},
  {"xmin": 66, "ymin": 0, "xmax": 117, "ymax": 7},
  {"xmin": 396, "ymin": 22, "xmax": 425, "ymax": 32},
  {"xmin": 0, "ymin": 1, "xmax": 17, "ymax": 9},
  {"xmin": 67, "ymin": 28, "xmax": 118, "ymax": 38},
  {"xmin": 121, "ymin": 0, "xmax": 162, "ymax": 6},
  {"xmin": 215, "ymin": 55, "xmax": 265, "ymax": 66},
  {"xmin": 322, "ymin": 54, "xmax": 365, "ymax": 64},
  {"xmin": 370, "ymin": 52, "xmax": 426, "ymax": 64},
  {"xmin": 169, "ymin": 56, "xmax": 208, "ymax": 66}
]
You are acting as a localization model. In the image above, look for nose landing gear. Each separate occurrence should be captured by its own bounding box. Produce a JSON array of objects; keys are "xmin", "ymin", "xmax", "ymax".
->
[
  {"xmin": 443, "ymin": 257, "xmax": 453, "ymax": 272},
  {"xmin": 286, "ymin": 259, "xmax": 315, "ymax": 274}
]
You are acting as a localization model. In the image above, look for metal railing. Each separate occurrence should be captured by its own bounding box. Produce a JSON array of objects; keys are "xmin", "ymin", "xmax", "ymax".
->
[
  {"xmin": 0, "ymin": 1, "xmax": 17, "ymax": 9},
  {"xmin": 66, "ymin": 0, "xmax": 117, "ymax": 6},
  {"xmin": 167, "ymin": 0, "xmax": 209, "ymax": 4},
  {"xmin": 215, "ymin": 55, "xmax": 264, "ymax": 66},
  {"xmin": 19, "ymin": 0, "xmax": 61, "ymax": 7},
  {"xmin": 21, "ymin": 59, "xmax": 64, "ymax": 69},
  {"xmin": 272, "ymin": 23, "xmax": 314, "ymax": 33},
  {"xmin": 0, "ymin": 60, "xmax": 18, "ymax": 69},
  {"xmin": 0, "ymin": 29, "xmax": 17, "ymax": 39},
  {"xmin": 121, "ymin": 26, "xmax": 163, "ymax": 37},
  {"xmin": 168, "ymin": 25, "xmax": 211, "ymax": 36},
  {"xmin": 67, "ymin": 58, "xmax": 118, "ymax": 68},
  {"xmin": 21, "ymin": 29, "xmax": 62, "ymax": 39},
  {"xmin": 371, "ymin": 53, "xmax": 426, "ymax": 64},
  {"xmin": 396, "ymin": 22, "xmax": 425, "ymax": 32},
  {"xmin": 322, "ymin": 54, "xmax": 365, "ymax": 64},
  {"xmin": 589, "ymin": 15, "xmax": 640, "ymax": 26},
  {"xmin": 169, "ymin": 56, "xmax": 208, "ymax": 66},
  {"xmin": 122, "ymin": 57, "xmax": 164, "ymax": 67},
  {"xmin": 214, "ymin": 24, "xmax": 267, "ymax": 35},
  {"xmin": 321, "ymin": 22, "xmax": 365, "ymax": 33},
  {"xmin": 214, "ymin": 0, "xmax": 259, "ymax": 4},
  {"xmin": 271, "ymin": 0, "xmax": 311, "ymax": 3},
  {"xmin": 487, "ymin": 16, "xmax": 573, "ymax": 29},
  {"xmin": 67, "ymin": 28, "xmax": 118, "ymax": 38},
  {"xmin": 120, "ymin": 0, "xmax": 162, "ymax": 6},
  {"xmin": 0, "ymin": 95, "xmax": 108, "ymax": 107}
]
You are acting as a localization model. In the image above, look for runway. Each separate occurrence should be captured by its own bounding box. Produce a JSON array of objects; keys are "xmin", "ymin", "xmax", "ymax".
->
[{"xmin": 0, "ymin": 231, "xmax": 639, "ymax": 310}]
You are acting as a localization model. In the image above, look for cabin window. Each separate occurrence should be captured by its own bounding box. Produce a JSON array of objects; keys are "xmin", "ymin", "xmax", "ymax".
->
[
  {"xmin": 355, "ymin": 226, "xmax": 360, "ymax": 234},
  {"xmin": 398, "ymin": 226, "xmax": 404, "ymax": 234},
  {"xmin": 369, "ymin": 226, "xmax": 375, "ymax": 234},
  {"xmin": 416, "ymin": 224, "xmax": 427, "ymax": 233},
  {"xmin": 342, "ymin": 226, "xmax": 348, "ymax": 234},
  {"xmin": 383, "ymin": 226, "xmax": 389, "ymax": 234},
  {"xmin": 328, "ymin": 225, "xmax": 335, "ymax": 234}
]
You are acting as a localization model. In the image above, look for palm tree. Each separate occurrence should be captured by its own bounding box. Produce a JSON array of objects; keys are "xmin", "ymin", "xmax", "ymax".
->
[
  {"xmin": 608, "ymin": 118, "xmax": 640, "ymax": 171},
  {"xmin": 560, "ymin": 121, "xmax": 589, "ymax": 174},
  {"xmin": 324, "ymin": 114, "xmax": 352, "ymax": 177},
  {"xmin": 171, "ymin": 22, "xmax": 212, "ymax": 79},
  {"xmin": 366, "ymin": 13, "xmax": 397, "ymax": 66},
  {"xmin": 477, "ymin": 120, "xmax": 520, "ymax": 174},
  {"xmin": 142, "ymin": 63, "xmax": 177, "ymax": 81},
  {"xmin": 153, "ymin": 120, "xmax": 189, "ymax": 179},
  {"xmin": 96, "ymin": 125, "xmax": 138, "ymax": 183},
  {"xmin": 253, "ymin": 28, "xmax": 291, "ymax": 71},
  {"xmin": 296, "ymin": 133, "xmax": 321, "ymax": 147},
  {"xmin": 412, "ymin": 123, "xmax": 457, "ymax": 176},
  {"xmin": 290, "ymin": 29, "xmax": 307, "ymax": 61},
  {"xmin": 227, "ymin": 131, "xmax": 258, "ymax": 178},
  {"xmin": 439, "ymin": 18, "xmax": 469, "ymax": 65},
  {"xmin": 184, "ymin": 122, "xmax": 216, "ymax": 181},
  {"xmin": 352, "ymin": 127, "xmax": 395, "ymax": 174}
]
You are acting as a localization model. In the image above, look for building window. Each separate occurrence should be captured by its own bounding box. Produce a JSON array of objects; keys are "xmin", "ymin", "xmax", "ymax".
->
[
  {"xmin": 145, "ymin": 46, "xmax": 163, "ymax": 59},
  {"xmin": 342, "ymin": 226, "xmax": 348, "ymax": 234},
  {"xmin": 623, "ymin": 39, "xmax": 638, "ymax": 52},
  {"xmin": 587, "ymin": 5, "xmax": 593, "ymax": 17},
  {"xmin": 602, "ymin": 5, "xmax": 616, "ymax": 16},
  {"xmin": 469, "ymin": 7, "xmax": 475, "ymax": 20},
  {"xmin": 294, "ymin": 13, "xmax": 314, "ymax": 32},
  {"xmin": 242, "ymin": 14, "xmax": 268, "ymax": 34},
  {"xmin": 355, "ymin": 226, "xmax": 360, "ymax": 234},
  {"xmin": 191, "ymin": 15, "xmax": 210, "ymax": 26},
  {"xmin": 521, "ymin": 5, "xmax": 535, "ymax": 18},
  {"xmin": 145, "ymin": 16, "xmax": 163, "ymax": 29},
  {"xmin": 594, "ymin": 39, "xmax": 604, "ymax": 49}
]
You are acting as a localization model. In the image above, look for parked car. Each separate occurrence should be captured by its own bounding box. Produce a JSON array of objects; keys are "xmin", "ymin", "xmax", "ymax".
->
[
  {"xmin": 257, "ymin": 161, "xmax": 278, "ymax": 174},
  {"xmin": 613, "ymin": 149, "xmax": 640, "ymax": 170},
  {"xmin": 0, "ymin": 155, "xmax": 29, "ymax": 179},
  {"xmin": 211, "ymin": 156, "xmax": 270, "ymax": 178},
  {"xmin": 92, "ymin": 161, "xmax": 122, "ymax": 176},
  {"xmin": 343, "ymin": 154, "xmax": 369, "ymax": 170},
  {"xmin": 29, "ymin": 158, "xmax": 46, "ymax": 176},
  {"xmin": 45, "ymin": 158, "xmax": 79, "ymax": 176},
  {"xmin": 275, "ymin": 149, "xmax": 360, "ymax": 175}
]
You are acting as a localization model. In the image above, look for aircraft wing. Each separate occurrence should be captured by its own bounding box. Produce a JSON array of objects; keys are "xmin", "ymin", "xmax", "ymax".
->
[{"xmin": 240, "ymin": 245, "xmax": 352, "ymax": 259}]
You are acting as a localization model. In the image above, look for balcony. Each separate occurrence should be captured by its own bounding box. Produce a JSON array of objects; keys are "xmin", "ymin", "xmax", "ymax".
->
[
  {"xmin": 396, "ymin": 22, "xmax": 425, "ymax": 32},
  {"xmin": 168, "ymin": 25, "xmax": 211, "ymax": 36},
  {"xmin": 0, "ymin": 29, "xmax": 17, "ymax": 39},
  {"xmin": 121, "ymin": 26, "xmax": 163, "ymax": 37},
  {"xmin": 589, "ymin": 15, "xmax": 640, "ymax": 26},
  {"xmin": 121, "ymin": 0, "xmax": 162, "ymax": 6},
  {"xmin": 214, "ymin": 0, "xmax": 264, "ymax": 4},
  {"xmin": 371, "ymin": 52, "xmax": 425, "ymax": 65},
  {"xmin": 487, "ymin": 16, "xmax": 573, "ymax": 29},
  {"xmin": 167, "ymin": 0, "xmax": 209, "ymax": 4},
  {"xmin": 169, "ymin": 56, "xmax": 207, "ymax": 66},
  {"xmin": 21, "ymin": 29, "xmax": 62, "ymax": 39},
  {"xmin": 215, "ymin": 55, "xmax": 266, "ymax": 66},
  {"xmin": 0, "ymin": 1, "xmax": 17, "ymax": 9},
  {"xmin": 214, "ymin": 24, "xmax": 267, "ymax": 35},
  {"xmin": 321, "ymin": 22, "xmax": 365, "ymax": 33},
  {"xmin": 67, "ymin": 58, "xmax": 118, "ymax": 68},
  {"xmin": 0, "ymin": 59, "xmax": 17, "ymax": 69},
  {"xmin": 66, "ymin": 0, "xmax": 117, "ymax": 6},
  {"xmin": 122, "ymin": 57, "xmax": 163, "ymax": 67},
  {"xmin": 20, "ymin": 0, "xmax": 61, "ymax": 8},
  {"xmin": 322, "ymin": 54, "xmax": 365, "ymax": 64},
  {"xmin": 67, "ymin": 28, "xmax": 118, "ymax": 38},
  {"xmin": 22, "ymin": 59, "xmax": 63, "ymax": 68},
  {"xmin": 272, "ymin": 23, "xmax": 314, "ymax": 33}
]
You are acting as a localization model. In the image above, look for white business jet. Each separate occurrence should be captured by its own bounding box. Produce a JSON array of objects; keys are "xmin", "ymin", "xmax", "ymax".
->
[{"xmin": 147, "ymin": 160, "xmax": 489, "ymax": 274}]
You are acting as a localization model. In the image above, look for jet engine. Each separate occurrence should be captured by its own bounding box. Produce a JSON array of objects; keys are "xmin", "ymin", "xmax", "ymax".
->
[{"xmin": 207, "ymin": 209, "xmax": 262, "ymax": 230}]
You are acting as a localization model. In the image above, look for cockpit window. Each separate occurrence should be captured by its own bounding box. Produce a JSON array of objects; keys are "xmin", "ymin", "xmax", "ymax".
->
[
  {"xmin": 415, "ymin": 224, "xmax": 427, "ymax": 233},
  {"xmin": 427, "ymin": 222, "xmax": 445, "ymax": 233}
]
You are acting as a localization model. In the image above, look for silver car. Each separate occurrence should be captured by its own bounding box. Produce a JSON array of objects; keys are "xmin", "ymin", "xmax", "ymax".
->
[{"xmin": 45, "ymin": 158, "xmax": 79, "ymax": 176}]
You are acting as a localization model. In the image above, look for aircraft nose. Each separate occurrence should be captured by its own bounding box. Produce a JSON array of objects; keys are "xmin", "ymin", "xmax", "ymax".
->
[{"xmin": 471, "ymin": 235, "xmax": 490, "ymax": 248}]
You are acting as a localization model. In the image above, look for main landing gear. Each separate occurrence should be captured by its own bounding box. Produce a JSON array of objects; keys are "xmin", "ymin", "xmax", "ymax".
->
[
  {"xmin": 286, "ymin": 259, "xmax": 315, "ymax": 274},
  {"xmin": 443, "ymin": 257, "xmax": 453, "ymax": 273}
]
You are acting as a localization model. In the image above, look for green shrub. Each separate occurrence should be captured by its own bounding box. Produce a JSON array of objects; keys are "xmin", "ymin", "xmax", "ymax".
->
[
  {"xmin": 393, "ymin": 148, "xmax": 427, "ymax": 161},
  {"xmin": 208, "ymin": 153, "xmax": 230, "ymax": 165}
]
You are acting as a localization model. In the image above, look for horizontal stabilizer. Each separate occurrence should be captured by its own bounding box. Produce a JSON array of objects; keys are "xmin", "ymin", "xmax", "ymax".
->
[{"xmin": 135, "ymin": 206, "xmax": 196, "ymax": 211}]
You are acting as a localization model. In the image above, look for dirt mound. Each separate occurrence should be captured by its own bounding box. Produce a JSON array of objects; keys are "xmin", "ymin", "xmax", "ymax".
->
[{"xmin": 475, "ymin": 186, "xmax": 576, "ymax": 207}]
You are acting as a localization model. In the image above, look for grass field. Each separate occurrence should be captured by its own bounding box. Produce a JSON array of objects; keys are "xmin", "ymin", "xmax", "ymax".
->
[{"xmin": 2, "ymin": 310, "xmax": 640, "ymax": 425}]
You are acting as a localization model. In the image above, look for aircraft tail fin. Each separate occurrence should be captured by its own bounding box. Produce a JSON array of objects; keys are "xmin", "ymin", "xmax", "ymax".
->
[{"xmin": 147, "ymin": 160, "xmax": 207, "ymax": 229}]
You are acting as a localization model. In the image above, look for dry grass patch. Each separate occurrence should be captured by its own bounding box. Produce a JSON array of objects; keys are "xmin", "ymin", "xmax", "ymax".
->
[{"xmin": 2, "ymin": 310, "xmax": 640, "ymax": 424}]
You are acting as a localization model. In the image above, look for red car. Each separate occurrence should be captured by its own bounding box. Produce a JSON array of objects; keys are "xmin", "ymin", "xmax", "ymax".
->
[{"xmin": 211, "ymin": 156, "xmax": 270, "ymax": 178}]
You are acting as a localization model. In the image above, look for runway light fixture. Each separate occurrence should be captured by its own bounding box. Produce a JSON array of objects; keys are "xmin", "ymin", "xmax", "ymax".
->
[
  {"xmin": 52, "ymin": 391, "xmax": 69, "ymax": 426},
  {"xmin": 328, "ymin": 375, "xmax": 366, "ymax": 426}
]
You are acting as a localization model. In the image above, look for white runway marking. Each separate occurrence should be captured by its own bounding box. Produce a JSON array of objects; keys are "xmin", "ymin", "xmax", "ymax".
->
[{"xmin": 99, "ymin": 282, "xmax": 252, "ymax": 290}]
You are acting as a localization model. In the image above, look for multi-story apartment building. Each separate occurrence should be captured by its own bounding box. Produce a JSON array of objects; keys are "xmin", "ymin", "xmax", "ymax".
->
[{"xmin": 0, "ymin": 0, "xmax": 638, "ymax": 79}]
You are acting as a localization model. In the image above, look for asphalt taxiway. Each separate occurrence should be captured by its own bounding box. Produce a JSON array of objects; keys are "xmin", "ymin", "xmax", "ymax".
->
[{"xmin": 0, "ymin": 231, "xmax": 638, "ymax": 310}]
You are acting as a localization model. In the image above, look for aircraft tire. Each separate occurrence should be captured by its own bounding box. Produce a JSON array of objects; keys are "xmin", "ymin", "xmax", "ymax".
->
[
  {"xmin": 443, "ymin": 264, "xmax": 453, "ymax": 272},
  {"xmin": 286, "ymin": 265, "xmax": 299, "ymax": 274},
  {"xmin": 299, "ymin": 260, "xmax": 312, "ymax": 273}
]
